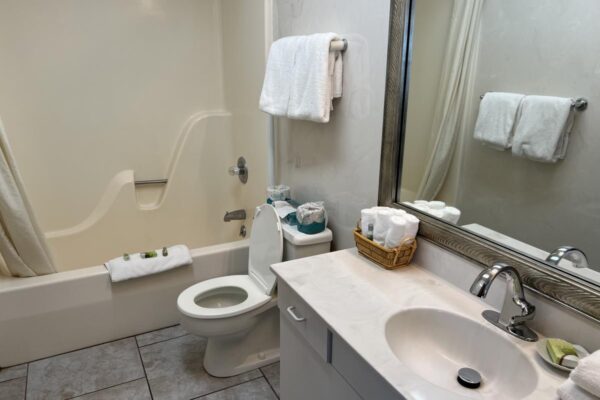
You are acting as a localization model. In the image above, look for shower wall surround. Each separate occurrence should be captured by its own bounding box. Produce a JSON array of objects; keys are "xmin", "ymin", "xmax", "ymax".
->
[{"xmin": 274, "ymin": 0, "xmax": 390, "ymax": 250}]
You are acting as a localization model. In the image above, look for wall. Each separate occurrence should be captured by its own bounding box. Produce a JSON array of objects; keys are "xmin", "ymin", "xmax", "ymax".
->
[
  {"xmin": 274, "ymin": 0, "xmax": 390, "ymax": 250},
  {"xmin": 455, "ymin": 0, "xmax": 600, "ymax": 261},
  {"xmin": 401, "ymin": 0, "xmax": 454, "ymax": 200},
  {"xmin": 0, "ymin": 0, "xmax": 225, "ymax": 231}
]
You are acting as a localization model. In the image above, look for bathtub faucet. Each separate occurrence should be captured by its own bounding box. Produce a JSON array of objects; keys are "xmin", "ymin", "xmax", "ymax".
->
[{"xmin": 224, "ymin": 209, "xmax": 246, "ymax": 222}]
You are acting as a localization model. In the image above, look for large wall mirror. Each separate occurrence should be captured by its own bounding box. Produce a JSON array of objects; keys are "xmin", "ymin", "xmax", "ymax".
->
[{"xmin": 380, "ymin": 0, "xmax": 600, "ymax": 320}]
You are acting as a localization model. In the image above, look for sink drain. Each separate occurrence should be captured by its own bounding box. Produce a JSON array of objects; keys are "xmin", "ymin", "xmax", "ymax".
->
[{"xmin": 457, "ymin": 367, "xmax": 482, "ymax": 389}]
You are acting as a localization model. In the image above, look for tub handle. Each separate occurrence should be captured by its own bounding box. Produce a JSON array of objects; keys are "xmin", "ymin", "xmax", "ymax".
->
[{"xmin": 286, "ymin": 306, "xmax": 306, "ymax": 322}]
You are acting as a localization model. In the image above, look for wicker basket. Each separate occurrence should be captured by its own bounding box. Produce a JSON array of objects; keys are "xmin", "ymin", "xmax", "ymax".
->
[{"xmin": 353, "ymin": 228, "xmax": 417, "ymax": 270}]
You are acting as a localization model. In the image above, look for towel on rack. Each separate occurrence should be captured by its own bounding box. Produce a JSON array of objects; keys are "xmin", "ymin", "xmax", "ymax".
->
[
  {"xmin": 259, "ymin": 33, "xmax": 343, "ymax": 123},
  {"xmin": 512, "ymin": 95, "xmax": 575, "ymax": 162},
  {"xmin": 473, "ymin": 92, "xmax": 525, "ymax": 149},
  {"xmin": 259, "ymin": 36, "xmax": 302, "ymax": 118},
  {"xmin": 105, "ymin": 245, "xmax": 192, "ymax": 282}
]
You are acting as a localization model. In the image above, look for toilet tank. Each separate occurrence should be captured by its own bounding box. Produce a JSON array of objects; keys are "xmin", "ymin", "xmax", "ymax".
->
[{"xmin": 281, "ymin": 224, "xmax": 333, "ymax": 261}]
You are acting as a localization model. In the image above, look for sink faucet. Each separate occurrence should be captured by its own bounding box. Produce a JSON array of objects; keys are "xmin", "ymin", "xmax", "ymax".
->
[
  {"xmin": 470, "ymin": 262, "xmax": 538, "ymax": 342},
  {"xmin": 546, "ymin": 246, "xmax": 589, "ymax": 269},
  {"xmin": 224, "ymin": 209, "xmax": 246, "ymax": 222}
]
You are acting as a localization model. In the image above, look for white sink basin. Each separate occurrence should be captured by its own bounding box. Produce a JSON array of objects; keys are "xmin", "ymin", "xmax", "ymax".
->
[{"xmin": 385, "ymin": 308, "xmax": 539, "ymax": 399}]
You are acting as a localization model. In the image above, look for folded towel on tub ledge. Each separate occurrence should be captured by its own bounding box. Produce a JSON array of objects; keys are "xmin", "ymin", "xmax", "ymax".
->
[{"xmin": 105, "ymin": 244, "xmax": 192, "ymax": 282}]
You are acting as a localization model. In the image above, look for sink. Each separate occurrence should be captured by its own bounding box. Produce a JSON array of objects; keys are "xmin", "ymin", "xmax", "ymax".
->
[{"xmin": 385, "ymin": 308, "xmax": 538, "ymax": 399}]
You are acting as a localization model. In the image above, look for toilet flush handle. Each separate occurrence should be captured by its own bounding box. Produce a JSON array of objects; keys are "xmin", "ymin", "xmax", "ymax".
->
[{"xmin": 286, "ymin": 306, "xmax": 306, "ymax": 322}]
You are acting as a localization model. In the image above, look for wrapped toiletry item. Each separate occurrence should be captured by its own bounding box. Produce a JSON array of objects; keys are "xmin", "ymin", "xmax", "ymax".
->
[
  {"xmin": 267, "ymin": 185, "xmax": 291, "ymax": 201},
  {"xmin": 297, "ymin": 202, "xmax": 327, "ymax": 234},
  {"xmin": 385, "ymin": 216, "xmax": 407, "ymax": 248},
  {"xmin": 373, "ymin": 209, "xmax": 394, "ymax": 245},
  {"xmin": 360, "ymin": 208, "xmax": 377, "ymax": 234}
]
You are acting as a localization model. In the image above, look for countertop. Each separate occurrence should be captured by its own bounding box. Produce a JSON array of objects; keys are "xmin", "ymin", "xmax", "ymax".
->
[{"xmin": 271, "ymin": 248, "xmax": 566, "ymax": 400}]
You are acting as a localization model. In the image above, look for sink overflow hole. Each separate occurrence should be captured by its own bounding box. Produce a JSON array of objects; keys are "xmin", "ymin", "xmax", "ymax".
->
[{"xmin": 457, "ymin": 367, "xmax": 482, "ymax": 389}]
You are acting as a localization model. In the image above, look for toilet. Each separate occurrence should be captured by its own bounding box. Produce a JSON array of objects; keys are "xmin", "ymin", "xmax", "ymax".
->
[{"xmin": 177, "ymin": 204, "xmax": 332, "ymax": 377}]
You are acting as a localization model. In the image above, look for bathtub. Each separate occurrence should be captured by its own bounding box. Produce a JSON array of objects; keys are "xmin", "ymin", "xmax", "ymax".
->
[{"xmin": 0, "ymin": 240, "xmax": 249, "ymax": 367}]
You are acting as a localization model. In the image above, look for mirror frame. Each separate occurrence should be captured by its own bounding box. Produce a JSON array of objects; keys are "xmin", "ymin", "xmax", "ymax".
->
[{"xmin": 379, "ymin": 0, "xmax": 600, "ymax": 322}]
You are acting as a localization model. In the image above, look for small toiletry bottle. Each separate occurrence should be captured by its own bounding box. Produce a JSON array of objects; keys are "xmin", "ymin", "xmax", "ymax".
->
[{"xmin": 366, "ymin": 223, "xmax": 374, "ymax": 240}]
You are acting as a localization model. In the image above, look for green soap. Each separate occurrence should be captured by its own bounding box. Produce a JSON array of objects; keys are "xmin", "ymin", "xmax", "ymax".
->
[
  {"xmin": 546, "ymin": 338, "xmax": 577, "ymax": 365},
  {"xmin": 144, "ymin": 251, "xmax": 158, "ymax": 258}
]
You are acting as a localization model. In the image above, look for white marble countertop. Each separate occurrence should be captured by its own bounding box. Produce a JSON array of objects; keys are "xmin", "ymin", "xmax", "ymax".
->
[{"xmin": 271, "ymin": 249, "xmax": 567, "ymax": 400}]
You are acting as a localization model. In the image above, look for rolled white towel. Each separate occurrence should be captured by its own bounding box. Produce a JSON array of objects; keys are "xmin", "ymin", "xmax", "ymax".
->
[
  {"xmin": 428, "ymin": 201, "xmax": 446, "ymax": 210},
  {"xmin": 557, "ymin": 378, "xmax": 599, "ymax": 400},
  {"xmin": 392, "ymin": 209, "xmax": 407, "ymax": 217},
  {"xmin": 384, "ymin": 216, "xmax": 407, "ymax": 248},
  {"xmin": 360, "ymin": 208, "xmax": 377, "ymax": 234},
  {"xmin": 442, "ymin": 207, "xmax": 461, "ymax": 224},
  {"xmin": 105, "ymin": 245, "xmax": 192, "ymax": 283},
  {"xmin": 403, "ymin": 214, "xmax": 420, "ymax": 241},
  {"xmin": 571, "ymin": 350, "xmax": 600, "ymax": 397},
  {"xmin": 428, "ymin": 209, "xmax": 445, "ymax": 219},
  {"xmin": 373, "ymin": 209, "xmax": 394, "ymax": 245},
  {"xmin": 413, "ymin": 200, "xmax": 428, "ymax": 206}
]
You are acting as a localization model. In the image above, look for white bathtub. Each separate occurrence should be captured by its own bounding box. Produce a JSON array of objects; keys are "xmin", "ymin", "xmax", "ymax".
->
[{"xmin": 0, "ymin": 240, "xmax": 249, "ymax": 367}]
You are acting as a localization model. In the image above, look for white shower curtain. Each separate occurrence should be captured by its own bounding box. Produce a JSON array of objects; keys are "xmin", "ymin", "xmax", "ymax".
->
[
  {"xmin": 416, "ymin": 0, "xmax": 483, "ymax": 200},
  {"xmin": 0, "ymin": 118, "xmax": 56, "ymax": 277}
]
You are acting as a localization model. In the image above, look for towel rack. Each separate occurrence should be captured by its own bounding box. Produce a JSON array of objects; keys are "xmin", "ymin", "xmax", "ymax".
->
[
  {"xmin": 134, "ymin": 178, "xmax": 168, "ymax": 186},
  {"xmin": 479, "ymin": 93, "xmax": 588, "ymax": 112},
  {"xmin": 330, "ymin": 39, "xmax": 348, "ymax": 52}
]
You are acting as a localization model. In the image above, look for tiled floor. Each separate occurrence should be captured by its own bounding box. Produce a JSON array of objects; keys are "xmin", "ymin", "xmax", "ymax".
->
[{"xmin": 0, "ymin": 325, "xmax": 280, "ymax": 400}]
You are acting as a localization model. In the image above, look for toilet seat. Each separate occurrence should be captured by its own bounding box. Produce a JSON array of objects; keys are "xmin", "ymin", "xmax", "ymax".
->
[{"xmin": 178, "ymin": 275, "xmax": 271, "ymax": 319}]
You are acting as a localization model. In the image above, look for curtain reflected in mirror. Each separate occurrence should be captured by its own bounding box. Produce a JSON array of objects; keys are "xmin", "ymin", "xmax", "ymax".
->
[{"xmin": 397, "ymin": 0, "xmax": 600, "ymax": 285}]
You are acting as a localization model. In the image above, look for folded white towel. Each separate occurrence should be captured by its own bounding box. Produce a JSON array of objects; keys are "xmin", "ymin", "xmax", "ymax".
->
[
  {"xmin": 259, "ymin": 36, "xmax": 301, "ymax": 118},
  {"xmin": 385, "ymin": 216, "xmax": 407, "ymax": 248},
  {"xmin": 571, "ymin": 350, "xmax": 600, "ymax": 397},
  {"xmin": 287, "ymin": 33, "xmax": 343, "ymax": 123},
  {"xmin": 105, "ymin": 245, "xmax": 192, "ymax": 282},
  {"xmin": 558, "ymin": 378, "xmax": 599, "ymax": 400},
  {"xmin": 474, "ymin": 92, "xmax": 525, "ymax": 149},
  {"xmin": 512, "ymin": 95, "xmax": 574, "ymax": 162},
  {"xmin": 373, "ymin": 209, "xmax": 394, "ymax": 245},
  {"xmin": 360, "ymin": 208, "xmax": 377, "ymax": 235}
]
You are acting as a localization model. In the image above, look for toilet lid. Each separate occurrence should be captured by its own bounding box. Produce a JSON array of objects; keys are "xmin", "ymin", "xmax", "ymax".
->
[{"xmin": 248, "ymin": 204, "xmax": 283, "ymax": 295}]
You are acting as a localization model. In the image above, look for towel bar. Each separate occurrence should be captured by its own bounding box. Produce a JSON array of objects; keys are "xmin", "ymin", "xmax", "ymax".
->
[
  {"xmin": 134, "ymin": 178, "xmax": 168, "ymax": 186},
  {"xmin": 479, "ymin": 93, "xmax": 588, "ymax": 111}
]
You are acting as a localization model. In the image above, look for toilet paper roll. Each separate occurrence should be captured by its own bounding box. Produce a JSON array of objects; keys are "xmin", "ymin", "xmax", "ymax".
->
[
  {"xmin": 385, "ymin": 216, "xmax": 407, "ymax": 248},
  {"xmin": 373, "ymin": 209, "xmax": 394, "ymax": 245}
]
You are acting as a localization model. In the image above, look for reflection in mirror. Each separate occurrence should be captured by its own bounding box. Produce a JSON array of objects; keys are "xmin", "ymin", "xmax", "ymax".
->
[{"xmin": 398, "ymin": 0, "xmax": 600, "ymax": 286}]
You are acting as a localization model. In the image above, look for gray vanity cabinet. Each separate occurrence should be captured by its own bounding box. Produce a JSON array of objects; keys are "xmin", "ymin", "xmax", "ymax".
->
[{"xmin": 278, "ymin": 281, "xmax": 403, "ymax": 400}]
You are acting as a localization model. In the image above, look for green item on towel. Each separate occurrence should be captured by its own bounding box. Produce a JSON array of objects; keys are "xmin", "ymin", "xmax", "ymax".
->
[
  {"xmin": 141, "ymin": 250, "xmax": 158, "ymax": 259},
  {"xmin": 546, "ymin": 338, "xmax": 577, "ymax": 365}
]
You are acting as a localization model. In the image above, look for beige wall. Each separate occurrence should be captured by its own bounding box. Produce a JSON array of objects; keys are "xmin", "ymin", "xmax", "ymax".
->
[
  {"xmin": 0, "ymin": 0, "xmax": 269, "ymax": 270},
  {"xmin": 455, "ymin": 0, "xmax": 600, "ymax": 261},
  {"xmin": 274, "ymin": 0, "xmax": 390, "ymax": 250},
  {"xmin": 401, "ymin": 0, "xmax": 454, "ymax": 200}
]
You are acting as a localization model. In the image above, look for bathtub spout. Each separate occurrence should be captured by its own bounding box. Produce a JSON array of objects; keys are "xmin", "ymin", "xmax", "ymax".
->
[{"xmin": 224, "ymin": 209, "xmax": 246, "ymax": 222}]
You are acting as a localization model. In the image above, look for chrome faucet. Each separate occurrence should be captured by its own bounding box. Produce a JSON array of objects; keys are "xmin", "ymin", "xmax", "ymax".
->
[
  {"xmin": 470, "ymin": 262, "xmax": 538, "ymax": 342},
  {"xmin": 546, "ymin": 246, "xmax": 589, "ymax": 269},
  {"xmin": 224, "ymin": 209, "xmax": 246, "ymax": 222}
]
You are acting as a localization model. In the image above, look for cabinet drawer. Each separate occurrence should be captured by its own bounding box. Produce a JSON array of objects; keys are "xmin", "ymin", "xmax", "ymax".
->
[
  {"xmin": 331, "ymin": 333, "xmax": 404, "ymax": 400},
  {"xmin": 277, "ymin": 280, "xmax": 329, "ymax": 361}
]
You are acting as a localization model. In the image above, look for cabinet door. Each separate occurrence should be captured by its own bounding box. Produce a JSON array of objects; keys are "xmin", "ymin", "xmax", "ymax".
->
[{"xmin": 280, "ymin": 316, "xmax": 362, "ymax": 400}]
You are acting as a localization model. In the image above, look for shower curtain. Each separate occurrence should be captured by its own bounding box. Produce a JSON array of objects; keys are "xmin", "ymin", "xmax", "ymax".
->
[
  {"xmin": 0, "ymin": 118, "xmax": 56, "ymax": 277},
  {"xmin": 416, "ymin": 0, "xmax": 483, "ymax": 200}
]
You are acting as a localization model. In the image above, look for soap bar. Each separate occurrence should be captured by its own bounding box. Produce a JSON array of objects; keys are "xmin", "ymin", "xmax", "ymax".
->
[
  {"xmin": 561, "ymin": 354, "xmax": 580, "ymax": 369},
  {"xmin": 546, "ymin": 338, "xmax": 578, "ymax": 365}
]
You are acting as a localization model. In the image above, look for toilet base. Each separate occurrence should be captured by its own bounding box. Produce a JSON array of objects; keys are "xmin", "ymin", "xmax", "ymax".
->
[{"xmin": 203, "ymin": 305, "xmax": 280, "ymax": 377}]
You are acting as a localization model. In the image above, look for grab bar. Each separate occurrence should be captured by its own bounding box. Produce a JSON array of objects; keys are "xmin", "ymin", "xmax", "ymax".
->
[{"xmin": 134, "ymin": 179, "xmax": 168, "ymax": 186}]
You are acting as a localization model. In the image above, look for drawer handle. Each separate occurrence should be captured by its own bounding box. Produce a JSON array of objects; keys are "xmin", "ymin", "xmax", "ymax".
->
[{"xmin": 286, "ymin": 306, "xmax": 306, "ymax": 322}]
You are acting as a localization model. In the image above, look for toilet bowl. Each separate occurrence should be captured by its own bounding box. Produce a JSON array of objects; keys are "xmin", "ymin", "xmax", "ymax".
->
[{"xmin": 178, "ymin": 204, "xmax": 332, "ymax": 377}]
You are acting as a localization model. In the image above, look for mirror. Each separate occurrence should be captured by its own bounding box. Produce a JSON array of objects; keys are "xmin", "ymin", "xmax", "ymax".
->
[{"xmin": 395, "ymin": 0, "xmax": 600, "ymax": 288}]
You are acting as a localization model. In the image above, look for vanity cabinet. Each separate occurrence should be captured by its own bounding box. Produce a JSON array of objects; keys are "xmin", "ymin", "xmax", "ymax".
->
[{"xmin": 278, "ymin": 281, "xmax": 403, "ymax": 400}]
